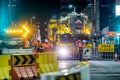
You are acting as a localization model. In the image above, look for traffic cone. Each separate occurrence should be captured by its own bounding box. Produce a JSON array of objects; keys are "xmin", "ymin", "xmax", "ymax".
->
[{"xmin": 114, "ymin": 53, "xmax": 119, "ymax": 62}]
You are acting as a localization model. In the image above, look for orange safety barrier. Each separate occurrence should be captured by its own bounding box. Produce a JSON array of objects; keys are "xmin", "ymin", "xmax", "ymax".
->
[{"xmin": 12, "ymin": 65, "xmax": 38, "ymax": 80}]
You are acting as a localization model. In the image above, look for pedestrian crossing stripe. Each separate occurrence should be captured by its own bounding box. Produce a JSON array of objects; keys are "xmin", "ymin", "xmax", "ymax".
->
[
  {"xmin": 55, "ymin": 72, "xmax": 81, "ymax": 80},
  {"xmin": 12, "ymin": 54, "xmax": 35, "ymax": 66}
]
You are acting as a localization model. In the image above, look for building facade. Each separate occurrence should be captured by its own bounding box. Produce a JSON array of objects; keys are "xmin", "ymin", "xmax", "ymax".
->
[{"xmin": 60, "ymin": 0, "xmax": 91, "ymax": 17}]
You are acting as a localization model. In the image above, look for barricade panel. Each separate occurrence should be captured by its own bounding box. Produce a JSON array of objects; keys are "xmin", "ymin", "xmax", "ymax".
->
[
  {"xmin": 0, "ymin": 68, "xmax": 5, "ymax": 79},
  {"xmin": 13, "ymin": 66, "xmax": 38, "ymax": 80},
  {"xmin": 49, "ymin": 64, "xmax": 56, "ymax": 72},
  {"xmin": 40, "ymin": 65, "xmax": 46, "ymax": 73},
  {"xmin": 12, "ymin": 67, "xmax": 22, "ymax": 80},
  {"xmin": 0, "ymin": 55, "xmax": 11, "ymax": 80},
  {"xmin": 44, "ymin": 53, "xmax": 48, "ymax": 64},
  {"xmin": 37, "ymin": 53, "xmax": 44, "ymax": 64},
  {"xmin": 36, "ymin": 54, "xmax": 44, "ymax": 74},
  {"xmin": 44, "ymin": 64, "xmax": 51, "ymax": 73},
  {"xmin": 48, "ymin": 53, "xmax": 53, "ymax": 63},
  {"xmin": 53, "ymin": 53, "xmax": 58, "ymax": 63},
  {"xmin": 11, "ymin": 54, "xmax": 38, "ymax": 80},
  {"xmin": 36, "ymin": 52, "xmax": 58, "ymax": 75},
  {"xmin": 19, "ymin": 67, "xmax": 28, "ymax": 78},
  {"xmin": 31, "ymin": 65, "xmax": 38, "ymax": 78},
  {"xmin": 55, "ymin": 72, "xmax": 81, "ymax": 80},
  {"xmin": 12, "ymin": 54, "xmax": 36, "ymax": 66},
  {"xmin": 25, "ymin": 66, "xmax": 34, "ymax": 78},
  {"xmin": 54, "ymin": 63, "xmax": 58, "ymax": 71}
]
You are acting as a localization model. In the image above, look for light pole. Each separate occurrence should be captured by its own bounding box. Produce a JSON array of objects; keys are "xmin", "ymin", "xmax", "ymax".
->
[
  {"xmin": 8, "ymin": 0, "xmax": 16, "ymax": 23},
  {"xmin": 30, "ymin": 16, "xmax": 36, "ymax": 26},
  {"xmin": 37, "ymin": 25, "xmax": 41, "ymax": 42},
  {"xmin": 68, "ymin": 4, "xmax": 76, "ymax": 13}
]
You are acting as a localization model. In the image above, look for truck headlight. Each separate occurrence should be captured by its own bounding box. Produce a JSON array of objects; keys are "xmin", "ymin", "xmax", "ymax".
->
[{"xmin": 59, "ymin": 47, "xmax": 68, "ymax": 56}]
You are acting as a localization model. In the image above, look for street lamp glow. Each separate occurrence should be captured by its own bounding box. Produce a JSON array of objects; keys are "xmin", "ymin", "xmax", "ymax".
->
[
  {"xmin": 69, "ymin": 4, "xmax": 73, "ymax": 8},
  {"xmin": 68, "ymin": 4, "xmax": 76, "ymax": 12},
  {"xmin": 33, "ymin": 16, "xmax": 35, "ymax": 19}
]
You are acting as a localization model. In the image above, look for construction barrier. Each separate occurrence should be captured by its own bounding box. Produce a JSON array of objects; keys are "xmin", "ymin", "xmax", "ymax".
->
[
  {"xmin": 36, "ymin": 52, "xmax": 58, "ymax": 76},
  {"xmin": 11, "ymin": 54, "xmax": 36, "ymax": 66},
  {"xmin": 41, "ymin": 62, "xmax": 90, "ymax": 80},
  {"xmin": 55, "ymin": 72, "xmax": 81, "ymax": 80},
  {"xmin": 0, "ymin": 55, "xmax": 11, "ymax": 80},
  {"xmin": 0, "ymin": 52, "xmax": 58, "ymax": 79},
  {"xmin": 11, "ymin": 54, "xmax": 38, "ymax": 80}
]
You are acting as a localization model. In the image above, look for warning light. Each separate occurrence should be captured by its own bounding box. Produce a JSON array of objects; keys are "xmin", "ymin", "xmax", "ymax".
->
[
  {"xmin": 82, "ymin": 61, "xmax": 87, "ymax": 65},
  {"xmin": 108, "ymin": 32, "xmax": 114, "ymax": 36}
]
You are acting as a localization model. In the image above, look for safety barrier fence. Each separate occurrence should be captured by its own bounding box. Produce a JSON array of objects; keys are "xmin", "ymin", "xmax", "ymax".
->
[
  {"xmin": 41, "ymin": 62, "xmax": 90, "ymax": 80},
  {"xmin": 0, "ymin": 52, "xmax": 58, "ymax": 80},
  {"xmin": 0, "ymin": 55, "xmax": 11, "ymax": 80},
  {"xmin": 11, "ymin": 54, "xmax": 38, "ymax": 80},
  {"xmin": 36, "ymin": 52, "xmax": 58, "ymax": 75}
]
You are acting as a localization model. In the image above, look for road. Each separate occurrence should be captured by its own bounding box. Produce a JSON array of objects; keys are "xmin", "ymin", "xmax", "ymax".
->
[{"xmin": 58, "ymin": 60, "xmax": 120, "ymax": 80}]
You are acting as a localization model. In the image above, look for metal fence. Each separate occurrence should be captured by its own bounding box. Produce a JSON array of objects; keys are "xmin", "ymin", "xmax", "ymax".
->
[{"xmin": 91, "ymin": 47, "xmax": 120, "ymax": 60}]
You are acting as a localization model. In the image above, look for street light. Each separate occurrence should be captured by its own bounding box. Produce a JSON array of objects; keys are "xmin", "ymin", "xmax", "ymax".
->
[
  {"xmin": 69, "ymin": 4, "xmax": 73, "ymax": 8},
  {"xmin": 30, "ymin": 16, "xmax": 36, "ymax": 26},
  {"xmin": 68, "ymin": 4, "xmax": 76, "ymax": 13}
]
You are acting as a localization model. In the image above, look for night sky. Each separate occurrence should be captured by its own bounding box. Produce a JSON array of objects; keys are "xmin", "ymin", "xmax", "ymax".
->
[
  {"xmin": 15, "ymin": 0, "xmax": 60, "ymax": 21},
  {"xmin": 0, "ymin": 0, "xmax": 89, "ymax": 32},
  {"xmin": 13, "ymin": 0, "xmax": 60, "ymax": 38}
]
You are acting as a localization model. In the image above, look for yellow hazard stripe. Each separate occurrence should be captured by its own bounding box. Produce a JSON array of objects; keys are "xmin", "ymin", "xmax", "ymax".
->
[
  {"xmin": 12, "ymin": 54, "xmax": 36, "ymax": 66},
  {"xmin": 55, "ymin": 72, "xmax": 81, "ymax": 80}
]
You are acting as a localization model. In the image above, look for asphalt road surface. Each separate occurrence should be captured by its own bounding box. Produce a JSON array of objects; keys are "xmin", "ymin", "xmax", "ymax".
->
[{"xmin": 58, "ymin": 60, "xmax": 120, "ymax": 80}]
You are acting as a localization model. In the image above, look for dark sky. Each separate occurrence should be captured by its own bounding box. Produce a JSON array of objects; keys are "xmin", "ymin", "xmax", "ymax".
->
[{"xmin": 15, "ymin": 0, "xmax": 60, "ymax": 21}]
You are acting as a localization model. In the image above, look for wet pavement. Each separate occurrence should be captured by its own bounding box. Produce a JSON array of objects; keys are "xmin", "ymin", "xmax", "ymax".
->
[{"xmin": 58, "ymin": 60, "xmax": 120, "ymax": 80}]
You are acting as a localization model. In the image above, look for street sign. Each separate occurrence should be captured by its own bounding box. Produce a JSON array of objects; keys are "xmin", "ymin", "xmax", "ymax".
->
[
  {"xmin": 83, "ymin": 48, "xmax": 92, "ymax": 59},
  {"xmin": 98, "ymin": 44, "xmax": 114, "ymax": 52}
]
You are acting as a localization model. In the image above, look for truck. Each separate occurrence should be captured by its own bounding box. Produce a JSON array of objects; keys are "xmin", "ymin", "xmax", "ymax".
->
[{"xmin": 48, "ymin": 12, "xmax": 91, "ymax": 59}]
